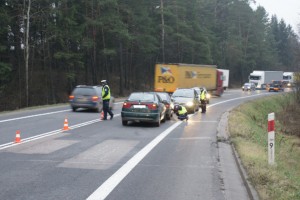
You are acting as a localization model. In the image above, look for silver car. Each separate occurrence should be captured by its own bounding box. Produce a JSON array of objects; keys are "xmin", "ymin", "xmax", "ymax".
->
[
  {"xmin": 69, "ymin": 85, "xmax": 115, "ymax": 112},
  {"xmin": 242, "ymin": 83, "xmax": 256, "ymax": 91},
  {"xmin": 171, "ymin": 88, "xmax": 200, "ymax": 113}
]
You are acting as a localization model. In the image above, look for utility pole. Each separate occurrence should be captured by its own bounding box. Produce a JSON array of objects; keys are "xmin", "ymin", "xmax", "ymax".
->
[
  {"xmin": 160, "ymin": 0, "xmax": 165, "ymax": 63},
  {"xmin": 25, "ymin": 0, "xmax": 31, "ymax": 107}
]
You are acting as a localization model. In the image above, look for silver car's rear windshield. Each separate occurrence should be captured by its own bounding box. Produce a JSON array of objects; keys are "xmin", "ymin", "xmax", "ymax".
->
[
  {"xmin": 172, "ymin": 90, "xmax": 194, "ymax": 98},
  {"xmin": 73, "ymin": 88, "xmax": 97, "ymax": 96}
]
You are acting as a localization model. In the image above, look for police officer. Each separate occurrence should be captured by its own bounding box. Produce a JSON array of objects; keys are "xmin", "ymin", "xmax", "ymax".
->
[
  {"xmin": 173, "ymin": 104, "xmax": 188, "ymax": 120},
  {"xmin": 200, "ymin": 89, "xmax": 207, "ymax": 113},
  {"xmin": 101, "ymin": 80, "xmax": 114, "ymax": 120}
]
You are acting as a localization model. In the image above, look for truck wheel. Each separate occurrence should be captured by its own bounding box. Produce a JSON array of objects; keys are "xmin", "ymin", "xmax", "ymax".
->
[{"xmin": 122, "ymin": 120, "xmax": 128, "ymax": 126}]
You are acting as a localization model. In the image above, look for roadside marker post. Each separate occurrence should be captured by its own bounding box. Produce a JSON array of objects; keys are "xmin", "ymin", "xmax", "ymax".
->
[{"xmin": 268, "ymin": 112, "xmax": 275, "ymax": 165}]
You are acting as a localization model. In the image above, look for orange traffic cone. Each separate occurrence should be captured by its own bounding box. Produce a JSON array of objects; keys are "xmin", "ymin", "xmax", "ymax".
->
[
  {"xmin": 15, "ymin": 130, "xmax": 21, "ymax": 143},
  {"xmin": 62, "ymin": 117, "xmax": 70, "ymax": 131}
]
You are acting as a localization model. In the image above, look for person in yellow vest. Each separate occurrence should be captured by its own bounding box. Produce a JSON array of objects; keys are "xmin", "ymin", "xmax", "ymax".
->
[
  {"xmin": 200, "ymin": 89, "xmax": 207, "ymax": 113},
  {"xmin": 101, "ymin": 80, "xmax": 114, "ymax": 120},
  {"xmin": 173, "ymin": 104, "xmax": 188, "ymax": 121}
]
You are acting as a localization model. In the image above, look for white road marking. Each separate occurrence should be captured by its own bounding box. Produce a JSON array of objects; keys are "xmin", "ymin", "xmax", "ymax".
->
[
  {"xmin": 0, "ymin": 114, "xmax": 120, "ymax": 150},
  {"xmin": 0, "ymin": 109, "xmax": 71, "ymax": 123},
  {"xmin": 0, "ymin": 102, "xmax": 123, "ymax": 123},
  {"xmin": 207, "ymin": 93, "xmax": 266, "ymax": 108},
  {"xmin": 86, "ymin": 121, "xmax": 182, "ymax": 200}
]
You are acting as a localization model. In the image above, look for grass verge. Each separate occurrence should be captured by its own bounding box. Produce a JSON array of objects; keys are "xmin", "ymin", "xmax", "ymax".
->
[{"xmin": 228, "ymin": 93, "xmax": 300, "ymax": 200}]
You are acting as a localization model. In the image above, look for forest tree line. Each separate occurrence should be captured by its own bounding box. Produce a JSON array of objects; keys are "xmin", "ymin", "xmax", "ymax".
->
[{"xmin": 0, "ymin": 0, "xmax": 300, "ymax": 111}]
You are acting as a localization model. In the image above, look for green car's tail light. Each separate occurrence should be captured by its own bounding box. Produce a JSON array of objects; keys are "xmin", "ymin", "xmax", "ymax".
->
[
  {"xmin": 148, "ymin": 103, "xmax": 158, "ymax": 110},
  {"xmin": 123, "ymin": 102, "xmax": 132, "ymax": 108}
]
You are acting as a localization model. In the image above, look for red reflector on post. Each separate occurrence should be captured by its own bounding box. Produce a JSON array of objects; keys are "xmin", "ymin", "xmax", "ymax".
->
[{"xmin": 268, "ymin": 120, "xmax": 275, "ymax": 132}]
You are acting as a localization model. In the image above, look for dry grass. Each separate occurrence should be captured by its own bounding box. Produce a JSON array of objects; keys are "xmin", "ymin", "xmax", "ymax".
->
[{"xmin": 228, "ymin": 94, "xmax": 300, "ymax": 200}]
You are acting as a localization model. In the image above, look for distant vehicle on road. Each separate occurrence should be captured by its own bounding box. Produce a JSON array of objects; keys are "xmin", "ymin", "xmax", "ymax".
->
[
  {"xmin": 121, "ymin": 92, "xmax": 166, "ymax": 127},
  {"xmin": 242, "ymin": 83, "xmax": 256, "ymax": 91},
  {"xmin": 266, "ymin": 84, "xmax": 284, "ymax": 92},
  {"xmin": 69, "ymin": 85, "xmax": 114, "ymax": 112},
  {"xmin": 248, "ymin": 70, "xmax": 283, "ymax": 89},
  {"xmin": 282, "ymin": 72, "xmax": 295, "ymax": 87}
]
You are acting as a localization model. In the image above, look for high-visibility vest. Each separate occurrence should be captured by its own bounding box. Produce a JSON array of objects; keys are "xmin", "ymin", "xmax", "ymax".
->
[
  {"xmin": 178, "ymin": 106, "xmax": 187, "ymax": 115},
  {"xmin": 102, "ymin": 85, "xmax": 111, "ymax": 100},
  {"xmin": 200, "ymin": 91, "xmax": 206, "ymax": 100}
]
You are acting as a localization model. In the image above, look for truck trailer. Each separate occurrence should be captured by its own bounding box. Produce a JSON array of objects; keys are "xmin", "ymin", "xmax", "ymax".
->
[
  {"xmin": 219, "ymin": 69, "xmax": 229, "ymax": 90},
  {"xmin": 154, "ymin": 63, "xmax": 223, "ymax": 96},
  {"xmin": 248, "ymin": 70, "xmax": 283, "ymax": 89}
]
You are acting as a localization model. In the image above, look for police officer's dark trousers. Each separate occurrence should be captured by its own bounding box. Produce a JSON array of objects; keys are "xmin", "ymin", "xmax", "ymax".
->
[
  {"xmin": 103, "ymin": 100, "xmax": 113, "ymax": 119},
  {"xmin": 201, "ymin": 100, "xmax": 206, "ymax": 113}
]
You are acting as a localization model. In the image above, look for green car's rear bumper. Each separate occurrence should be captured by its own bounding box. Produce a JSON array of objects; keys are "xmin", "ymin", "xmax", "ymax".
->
[{"xmin": 121, "ymin": 111, "xmax": 160, "ymax": 122}]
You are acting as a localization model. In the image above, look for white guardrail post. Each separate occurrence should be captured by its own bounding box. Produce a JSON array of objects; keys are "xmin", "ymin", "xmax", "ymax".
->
[{"xmin": 268, "ymin": 112, "xmax": 275, "ymax": 165}]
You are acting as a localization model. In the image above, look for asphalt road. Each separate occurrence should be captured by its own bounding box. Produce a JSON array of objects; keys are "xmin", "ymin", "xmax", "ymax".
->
[{"xmin": 0, "ymin": 89, "xmax": 280, "ymax": 200}]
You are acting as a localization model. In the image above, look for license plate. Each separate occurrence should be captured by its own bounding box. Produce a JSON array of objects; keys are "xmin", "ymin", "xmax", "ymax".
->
[
  {"xmin": 133, "ymin": 105, "xmax": 146, "ymax": 108},
  {"xmin": 77, "ymin": 97, "xmax": 87, "ymax": 102}
]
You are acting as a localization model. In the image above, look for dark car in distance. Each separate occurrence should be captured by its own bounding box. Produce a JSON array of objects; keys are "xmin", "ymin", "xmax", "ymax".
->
[
  {"xmin": 156, "ymin": 92, "xmax": 174, "ymax": 120},
  {"xmin": 69, "ymin": 85, "xmax": 114, "ymax": 112},
  {"xmin": 121, "ymin": 92, "xmax": 167, "ymax": 127},
  {"xmin": 267, "ymin": 84, "xmax": 284, "ymax": 92}
]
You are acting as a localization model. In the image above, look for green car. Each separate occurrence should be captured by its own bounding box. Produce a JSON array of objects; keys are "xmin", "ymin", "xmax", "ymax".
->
[{"xmin": 121, "ymin": 92, "xmax": 167, "ymax": 127}]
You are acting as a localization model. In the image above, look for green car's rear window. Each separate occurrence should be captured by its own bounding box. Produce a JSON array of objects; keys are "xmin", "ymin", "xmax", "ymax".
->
[{"xmin": 128, "ymin": 93, "xmax": 154, "ymax": 102}]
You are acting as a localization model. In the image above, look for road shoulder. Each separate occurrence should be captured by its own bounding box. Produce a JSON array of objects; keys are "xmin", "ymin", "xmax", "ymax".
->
[{"xmin": 217, "ymin": 110, "xmax": 260, "ymax": 200}]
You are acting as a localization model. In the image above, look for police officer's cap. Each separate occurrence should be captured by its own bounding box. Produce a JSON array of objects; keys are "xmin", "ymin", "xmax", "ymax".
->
[{"xmin": 101, "ymin": 80, "xmax": 107, "ymax": 84}]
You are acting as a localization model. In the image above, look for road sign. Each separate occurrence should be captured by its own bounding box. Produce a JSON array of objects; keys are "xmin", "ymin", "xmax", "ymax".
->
[{"xmin": 268, "ymin": 113, "xmax": 275, "ymax": 165}]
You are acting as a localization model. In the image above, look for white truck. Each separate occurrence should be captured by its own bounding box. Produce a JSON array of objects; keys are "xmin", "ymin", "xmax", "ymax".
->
[
  {"xmin": 249, "ymin": 70, "xmax": 283, "ymax": 89},
  {"xmin": 219, "ymin": 69, "xmax": 229, "ymax": 90},
  {"xmin": 282, "ymin": 72, "xmax": 294, "ymax": 87}
]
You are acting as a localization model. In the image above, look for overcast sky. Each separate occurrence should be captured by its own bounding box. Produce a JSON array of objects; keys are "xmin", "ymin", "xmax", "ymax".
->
[{"xmin": 251, "ymin": 0, "xmax": 300, "ymax": 33}]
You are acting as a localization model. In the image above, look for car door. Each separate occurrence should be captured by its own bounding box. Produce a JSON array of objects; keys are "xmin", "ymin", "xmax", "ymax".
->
[
  {"xmin": 194, "ymin": 89, "xmax": 200, "ymax": 106},
  {"xmin": 156, "ymin": 94, "xmax": 166, "ymax": 117}
]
